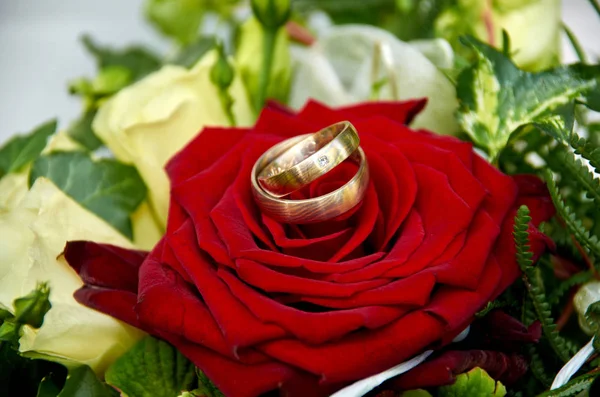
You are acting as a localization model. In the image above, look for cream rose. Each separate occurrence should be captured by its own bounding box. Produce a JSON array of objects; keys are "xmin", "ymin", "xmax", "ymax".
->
[
  {"xmin": 288, "ymin": 25, "xmax": 459, "ymax": 135},
  {"xmin": 0, "ymin": 131, "xmax": 161, "ymax": 250},
  {"xmin": 435, "ymin": 0, "xmax": 561, "ymax": 71},
  {"xmin": 574, "ymin": 281, "xmax": 600, "ymax": 335},
  {"xmin": 0, "ymin": 177, "xmax": 145, "ymax": 374},
  {"xmin": 93, "ymin": 51, "xmax": 255, "ymax": 227}
]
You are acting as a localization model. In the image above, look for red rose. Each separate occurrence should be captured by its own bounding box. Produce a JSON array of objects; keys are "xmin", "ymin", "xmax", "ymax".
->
[{"xmin": 65, "ymin": 100, "xmax": 553, "ymax": 397}]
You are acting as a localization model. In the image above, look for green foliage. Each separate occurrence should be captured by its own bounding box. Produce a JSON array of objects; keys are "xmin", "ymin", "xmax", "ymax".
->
[
  {"xmin": 456, "ymin": 36, "xmax": 600, "ymax": 160},
  {"xmin": 236, "ymin": 17, "xmax": 291, "ymax": 112},
  {"xmin": 528, "ymin": 344, "xmax": 554, "ymax": 388},
  {"xmin": 400, "ymin": 390, "xmax": 433, "ymax": 397},
  {"xmin": 545, "ymin": 169, "xmax": 600, "ymax": 259},
  {"xmin": 536, "ymin": 373, "xmax": 599, "ymax": 397},
  {"xmin": 105, "ymin": 336, "xmax": 197, "ymax": 397},
  {"xmin": 66, "ymin": 35, "xmax": 163, "ymax": 150},
  {"xmin": 547, "ymin": 271, "xmax": 594, "ymax": 306},
  {"xmin": 56, "ymin": 366, "xmax": 117, "ymax": 397},
  {"xmin": 210, "ymin": 42, "xmax": 236, "ymax": 126},
  {"xmin": 558, "ymin": 150, "xmax": 600, "ymax": 207},
  {"xmin": 0, "ymin": 282, "xmax": 52, "ymax": 345},
  {"xmin": 145, "ymin": 0, "xmax": 204, "ymax": 45},
  {"xmin": 251, "ymin": 0, "xmax": 292, "ymax": 30},
  {"xmin": 438, "ymin": 367, "xmax": 507, "ymax": 397},
  {"xmin": 144, "ymin": 0, "xmax": 239, "ymax": 44},
  {"xmin": 514, "ymin": 206, "xmax": 579, "ymax": 363},
  {"xmin": 13, "ymin": 282, "xmax": 52, "ymax": 329},
  {"xmin": 563, "ymin": 24, "xmax": 588, "ymax": 64},
  {"xmin": 29, "ymin": 152, "xmax": 147, "ymax": 239},
  {"xmin": 170, "ymin": 37, "xmax": 216, "ymax": 68},
  {"xmin": 65, "ymin": 110, "xmax": 102, "ymax": 151},
  {"xmin": 0, "ymin": 284, "xmax": 65, "ymax": 397},
  {"xmin": 571, "ymin": 134, "xmax": 600, "ymax": 175},
  {"xmin": 0, "ymin": 120, "xmax": 57, "ymax": 178},
  {"xmin": 81, "ymin": 35, "xmax": 162, "ymax": 83},
  {"xmin": 187, "ymin": 369, "xmax": 224, "ymax": 397}
]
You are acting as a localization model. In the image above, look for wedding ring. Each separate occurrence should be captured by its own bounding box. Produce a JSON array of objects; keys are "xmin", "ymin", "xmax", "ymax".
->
[
  {"xmin": 252, "ymin": 135, "xmax": 369, "ymax": 224},
  {"xmin": 258, "ymin": 121, "xmax": 360, "ymax": 198}
]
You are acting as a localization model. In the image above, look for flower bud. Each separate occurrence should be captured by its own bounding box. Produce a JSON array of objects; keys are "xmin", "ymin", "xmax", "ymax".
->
[
  {"xmin": 574, "ymin": 280, "xmax": 600, "ymax": 335},
  {"xmin": 250, "ymin": 0, "xmax": 291, "ymax": 30},
  {"xmin": 210, "ymin": 42, "xmax": 235, "ymax": 90},
  {"xmin": 14, "ymin": 282, "xmax": 52, "ymax": 329}
]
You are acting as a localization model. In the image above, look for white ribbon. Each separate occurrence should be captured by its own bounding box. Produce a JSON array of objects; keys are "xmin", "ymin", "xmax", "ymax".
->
[
  {"xmin": 330, "ymin": 326, "xmax": 471, "ymax": 397},
  {"xmin": 551, "ymin": 337, "xmax": 595, "ymax": 390}
]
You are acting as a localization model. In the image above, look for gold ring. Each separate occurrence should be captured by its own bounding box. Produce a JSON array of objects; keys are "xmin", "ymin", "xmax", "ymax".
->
[
  {"xmin": 251, "ymin": 135, "xmax": 369, "ymax": 224},
  {"xmin": 257, "ymin": 121, "xmax": 360, "ymax": 198}
]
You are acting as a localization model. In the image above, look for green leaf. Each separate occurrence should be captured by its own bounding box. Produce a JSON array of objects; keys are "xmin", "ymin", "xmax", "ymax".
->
[
  {"xmin": 194, "ymin": 369, "xmax": 224, "ymax": 397},
  {"xmin": 0, "ymin": 120, "xmax": 57, "ymax": 178},
  {"xmin": 37, "ymin": 376, "xmax": 62, "ymax": 397},
  {"xmin": 558, "ymin": 149, "xmax": 600, "ymax": 207},
  {"xmin": 514, "ymin": 205, "xmax": 578, "ymax": 362},
  {"xmin": 438, "ymin": 367, "xmax": 507, "ymax": 397},
  {"xmin": 13, "ymin": 282, "xmax": 52, "ymax": 329},
  {"xmin": 0, "ymin": 321, "xmax": 20, "ymax": 343},
  {"xmin": 57, "ymin": 366, "xmax": 117, "ymax": 397},
  {"xmin": 536, "ymin": 372, "xmax": 599, "ymax": 396},
  {"xmin": 170, "ymin": 37, "xmax": 216, "ymax": 68},
  {"xmin": 545, "ymin": 169, "xmax": 600, "ymax": 259},
  {"xmin": 456, "ymin": 36, "xmax": 600, "ymax": 160},
  {"xmin": 66, "ymin": 110, "xmax": 103, "ymax": 151},
  {"xmin": 145, "ymin": 0, "xmax": 204, "ymax": 45},
  {"xmin": 105, "ymin": 336, "xmax": 196, "ymax": 397},
  {"xmin": 29, "ymin": 152, "xmax": 147, "ymax": 239},
  {"xmin": 81, "ymin": 35, "xmax": 162, "ymax": 82}
]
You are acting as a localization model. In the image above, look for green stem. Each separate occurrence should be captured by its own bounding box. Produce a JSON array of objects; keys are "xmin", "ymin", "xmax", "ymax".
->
[
  {"xmin": 255, "ymin": 27, "xmax": 278, "ymax": 112},
  {"xmin": 219, "ymin": 91, "xmax": 237, "ymax": 127},
  {"xmin": 562, "ymin": 23, "xmax": 588, "ymax": 63},
  {"xmin": 589, "ymin": 0, "xmax": 600, "ymax": 17}
]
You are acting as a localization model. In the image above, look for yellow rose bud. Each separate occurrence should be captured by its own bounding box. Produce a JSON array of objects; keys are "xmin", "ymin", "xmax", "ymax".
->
[
  {"xmin": 574, "ymin": 280, "xmax": 600, "ymax": 335},
  {"xmin": 250, "ymin": 0, "xmax": 291, "ymax": 30},
  {"xmin": 93, "ymin": 51, "xmax": 255, "ymax": 227},
  {"xmin": 492, "ymin": 0, "xmax": 561, "ymax": 71}
]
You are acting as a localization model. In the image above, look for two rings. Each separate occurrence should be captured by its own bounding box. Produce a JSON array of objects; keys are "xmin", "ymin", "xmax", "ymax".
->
[{"xmin": 251, "ymin": 121, "xmax": 370, "ymax": 224}]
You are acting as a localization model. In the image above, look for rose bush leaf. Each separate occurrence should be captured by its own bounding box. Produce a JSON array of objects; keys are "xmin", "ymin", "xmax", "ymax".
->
[
  {"xmin": 29, "ymin": 152, "xmax": 147, "ymax": 239},
  {"xmin": 0, "ymin": 120, "xmax": 57, "ymax": 178},
  {"xmin": 57, "ymin": 366, "xmax": 117, "ymax": 397},
  {"xmin": 456, "ymin": 35, "xmax": 600, "ymax": 160},
  {"xmin": 81, "ymin": 35, "xmax": 162, "ymax": 82},
  {"xmin": 145, "ymin": 0, "xmax": 205, "ymax": 45},
  {"xmin": 65, "ymin": 110, "xmax": 103, "ymax": 151},
  {"xmin": 438, "ymin": 367, "xmax": 507, "ymax": 397},
  {"xmin": 170, "ymin": 37, "xmax": 216, "ymax": 68},
  {"xmin": 105, "ymin": 336, "xmax": 196, "ymax": 397}
]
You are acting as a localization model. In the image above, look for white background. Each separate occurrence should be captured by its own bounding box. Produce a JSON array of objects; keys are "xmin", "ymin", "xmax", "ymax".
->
[{"xmin": 0, "ymin": 0, "xmax": 599, "ymax": 143}]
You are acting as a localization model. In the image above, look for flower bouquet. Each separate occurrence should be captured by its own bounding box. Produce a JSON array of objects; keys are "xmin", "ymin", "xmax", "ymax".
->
[{"xmin": 1, "ymin": 0, "xmax": 600, "ymax": 396}]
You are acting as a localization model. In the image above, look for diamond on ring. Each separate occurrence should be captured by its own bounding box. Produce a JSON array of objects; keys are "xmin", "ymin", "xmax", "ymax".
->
[{"xmin": 318, "ymin": 155, "xmax": 329, "ymax": 167}]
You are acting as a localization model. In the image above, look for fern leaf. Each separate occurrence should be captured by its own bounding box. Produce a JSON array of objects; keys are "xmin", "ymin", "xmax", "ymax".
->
[
  {"xmin": 514, "ymin": 206, "xmax": 578, "ymax": 363},
  {"xmin": 571, "ymin": 133, "xmax": 600, "ymax": 175},
  {"xmin": 548, "ymin": 271, "xmax": 594, "ymax": 305},
  {"xmin": 536, "ymin": 373, "xmax": 598, "ymax": 397},
  {"xmin": 559, "ymin": 150, "xmax": 600, "ymax": 206},
  {"xmin": 528, "ymin": 345, "xmax": 554, "ymax": 387},
  {"xmin": 544, "ymin": 169, "xmax": 600, "ymax": 258}
]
